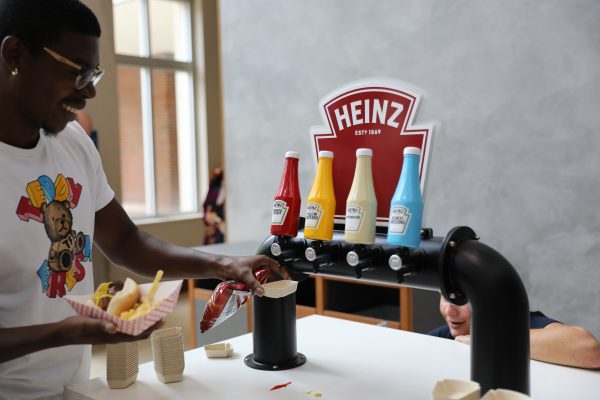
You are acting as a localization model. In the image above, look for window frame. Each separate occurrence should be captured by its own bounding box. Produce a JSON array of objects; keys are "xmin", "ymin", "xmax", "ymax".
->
[{"xmin": 113, "ymin": 0, "xmax": 202, "ymax": 221}]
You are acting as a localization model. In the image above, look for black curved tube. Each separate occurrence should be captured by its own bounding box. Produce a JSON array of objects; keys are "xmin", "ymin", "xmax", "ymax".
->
[{"xmin": 450, "ymin": 239, "xmax": 530, "ymax": 395}]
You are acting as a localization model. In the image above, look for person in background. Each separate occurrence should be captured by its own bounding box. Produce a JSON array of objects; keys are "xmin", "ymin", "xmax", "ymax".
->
[
  {"xmin": 75, "ymin": 109, "xmax": 98, "ymax": 148},
  {"xmin": 429, "ymin": 295, "xmax": 600, "ymax": 369},
  {"xmin": 203, "ymin": 167, "xmax": 226, "ymax": 244},
  {"xmin": 0, "ymin": 1, "xmax": 284, "ymax": 398}
]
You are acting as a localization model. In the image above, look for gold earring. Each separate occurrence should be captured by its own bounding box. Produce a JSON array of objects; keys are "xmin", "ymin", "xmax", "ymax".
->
[{"xmin": 11, "ymin": 67, "xmax": 19, "ymax": 76}]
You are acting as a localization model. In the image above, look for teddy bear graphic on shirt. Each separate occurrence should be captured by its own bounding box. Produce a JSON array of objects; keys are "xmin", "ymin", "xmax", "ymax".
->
[
  {"xmin": 42, "ymin": 200, "xmax": 86, "ymax": 273},
  {"xmin": 15, "ymin": 174, "xmax": 92, "ymax": 298}
]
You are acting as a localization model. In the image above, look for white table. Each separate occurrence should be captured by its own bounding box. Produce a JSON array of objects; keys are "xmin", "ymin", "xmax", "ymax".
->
[{"xmin": 65, "ymin": 315, "xmax": 600, "ymax": 400}]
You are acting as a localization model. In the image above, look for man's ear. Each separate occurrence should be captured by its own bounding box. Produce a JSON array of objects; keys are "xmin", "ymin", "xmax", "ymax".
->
[{"xmin": 0, "ymin": 36, "xmax": 23, "ymax": 73}]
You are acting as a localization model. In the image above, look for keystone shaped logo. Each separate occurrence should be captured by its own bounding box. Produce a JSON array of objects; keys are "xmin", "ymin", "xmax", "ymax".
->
[{"xmin": 310, "ymin": 79, "xmax": 435, "ymax": 222}]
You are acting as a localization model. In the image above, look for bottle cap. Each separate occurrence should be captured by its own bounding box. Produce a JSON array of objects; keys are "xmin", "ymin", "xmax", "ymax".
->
[
  {"xmin": 285, "ymin": 151, "xmax": 300, "ymax": 159},
  {"xmin": 356, "ymin": 148, "xmax": 372, "ymax": 157},
  {"xmin": 403, "ymin": 147, "xmax": 421, "ymax": 156},
  {"xmin": 319, "ymin": 150, "xmax": 334, "ymax": 159}
]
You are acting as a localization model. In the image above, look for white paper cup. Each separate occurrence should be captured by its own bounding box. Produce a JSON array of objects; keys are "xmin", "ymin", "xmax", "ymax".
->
[
  {"xmin": 151, "ymin": 326, "xmax": 182, "ymax": 338},
  {"xmin": 155, "ymin": 372, "xmax": 183, "ymax": 384},
  {"xmin": 151, "ymin": 327, "xmax": 185, "ymax": 383},
  {"xmin": 107, "ymin": 375, "xmax": 138, "ymax": 389},
  {"xmin": 262, "ymin": 280, "xmax": 298, "ymax": 298},
  {"xmin": 106, "ymin": 342, "xmax": 138, "ymax": 389},
  {"xmin": 432, "ymin": 379, "xmax": 481, "ymax": 400}
]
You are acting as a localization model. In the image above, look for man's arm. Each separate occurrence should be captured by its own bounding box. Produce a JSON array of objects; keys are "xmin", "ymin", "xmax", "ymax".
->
[
  {"xmin": 0, "ymin": 316, "xmax": 158, "ymax": 363},
  {"xmin": 456, "ymin": 323, "xmax": 600, "ymax": 369},
  {"xmin": 94, "ymin": 199, "xmax": 285, "ymax": 293},
  {"xmin": 529, "ymin": 323, "xmax": 600, "ymax": 369}
]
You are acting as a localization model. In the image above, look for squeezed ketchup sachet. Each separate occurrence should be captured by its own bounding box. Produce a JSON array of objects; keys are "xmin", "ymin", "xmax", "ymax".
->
[{"xmin": 200, "ymin": 267, "xmax": 271, "ymax": 333}]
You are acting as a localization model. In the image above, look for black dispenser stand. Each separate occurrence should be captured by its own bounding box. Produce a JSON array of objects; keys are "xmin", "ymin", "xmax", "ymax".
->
[
  {"xmin": 254, "ymin": 226, "xmax": 531, "ymax": 395},
  {"xmin": 244, "ymin": 290, "xmax": 306, "ymax": 370}
]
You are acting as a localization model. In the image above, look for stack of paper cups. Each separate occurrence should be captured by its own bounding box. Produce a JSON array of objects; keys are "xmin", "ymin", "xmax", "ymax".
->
[
  {"xmin": 106, "ymin": 341, "xmax": 139, "ymax": 389},
  {"xmin": 151, "ymin": 327, "xmax": 185, "ymax": 383}
]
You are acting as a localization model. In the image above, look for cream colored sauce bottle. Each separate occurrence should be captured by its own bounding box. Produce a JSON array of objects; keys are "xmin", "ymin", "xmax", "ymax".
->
[{"xmin": 344, "ymin": 148, "xmax": 377, "ymax": 244}]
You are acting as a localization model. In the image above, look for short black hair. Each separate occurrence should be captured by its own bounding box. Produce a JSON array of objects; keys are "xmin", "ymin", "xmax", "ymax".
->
[{"xmin": 0, "ymin": 0, "xmax": 101, "ymax": 53}]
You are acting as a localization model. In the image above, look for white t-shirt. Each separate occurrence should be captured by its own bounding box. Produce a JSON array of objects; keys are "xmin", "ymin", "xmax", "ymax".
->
[{"xmin": 0, "ymin": 123, "xmax": 114, "ymax": 399}]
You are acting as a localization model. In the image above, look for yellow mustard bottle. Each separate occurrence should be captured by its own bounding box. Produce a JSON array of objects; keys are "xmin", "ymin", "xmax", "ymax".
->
[
  {"xmin": 304, "ymin": 151, "xmax": 336, "ymax": 240},
  {"xmin": 344, "ymin": 148, "xmax": 377, "ymax": 244}
]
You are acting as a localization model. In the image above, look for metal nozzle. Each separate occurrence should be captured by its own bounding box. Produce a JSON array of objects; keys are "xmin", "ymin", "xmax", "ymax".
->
[
  {"xmin": 305, "ymin": 247, "xmax": 317, "ymax": 262},
  {"xmin": 346, "ymin": 251, "xmax": 360, "ymax": 267},
  {"xmin": 271, "ymin": 242, "xmax": 282, "ymax": 257},
  {"xmin": 389, "ymin": 254, "xmax": 403, "ymax": 271}
]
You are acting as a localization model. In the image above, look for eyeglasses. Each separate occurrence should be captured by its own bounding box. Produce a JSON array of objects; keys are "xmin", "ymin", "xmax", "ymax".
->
[{"xmin": 43, "ymin": 47, "xmax": 105, "ymax": 90}]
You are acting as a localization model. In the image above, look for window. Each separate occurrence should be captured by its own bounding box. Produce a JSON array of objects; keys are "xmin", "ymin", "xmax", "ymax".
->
[{"xmin": 112, "ymin": 0, "xmax": 197, "ymax": 218}]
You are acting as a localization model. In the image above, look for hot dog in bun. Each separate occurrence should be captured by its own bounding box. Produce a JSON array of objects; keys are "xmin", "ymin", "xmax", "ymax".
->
[
  {"xmin": 88, "ymin": 278, "xmax": 140, "ymax": 316},
  {"xmin": 87, "ymin": 270, "xmax": 164, "ymax": 320}
]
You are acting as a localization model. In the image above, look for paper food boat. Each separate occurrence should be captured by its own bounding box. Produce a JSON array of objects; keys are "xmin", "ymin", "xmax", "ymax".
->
[
  {"xmin": 65, "ymin": 280, "xmax": 182, "ymax": 336},
  {"xmin": 262, "ymin": 280, "xmax": 298, "ymax": 298},
  {"xmin": 204, "ymin": 342, "xmax": 234, "ymax": 358},
  {"xmin": 432, "ymin": 379, "xmax": 480, "ymax": 400}
]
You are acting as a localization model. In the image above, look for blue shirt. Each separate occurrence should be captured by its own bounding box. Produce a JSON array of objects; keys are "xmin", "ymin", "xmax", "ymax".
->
[{"xmin": 428, "ymin": 311, "xmax": 559, "ymax": 339}]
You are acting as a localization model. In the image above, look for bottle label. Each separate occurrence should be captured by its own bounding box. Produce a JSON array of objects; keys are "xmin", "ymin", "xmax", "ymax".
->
[
  {"xmin": 271, "ymin": 200, "xmax": 289, "ymax": 225},
  {"xmin": 388, "ymin": 205, "xmax": 411, "ymax": 234},
  {"xmin": 305, "ymin": 202, "xmax": 323, "ymax": 228},
  {"xmin": 345, "ymin": 204, "xmax": 364, "ymax": 232}
]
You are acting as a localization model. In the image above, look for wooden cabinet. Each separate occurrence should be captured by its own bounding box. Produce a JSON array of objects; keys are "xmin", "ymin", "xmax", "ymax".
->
[
  {"xmin": 299, "ymin": 274, "xmax": 413, "ymax": 330},
  {"xmin": 187, "ymin": 274, "xmax": 413, "ymax": 348}
]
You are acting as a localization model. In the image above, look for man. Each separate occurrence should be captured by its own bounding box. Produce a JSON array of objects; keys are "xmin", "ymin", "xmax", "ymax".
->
[
  {"xmin": 0, "ymin": 1, "xmax": 283, "ymax": 398},
  {"xmin": 430, "ymin": 295, "xmax": 600, "ymax": 369}
]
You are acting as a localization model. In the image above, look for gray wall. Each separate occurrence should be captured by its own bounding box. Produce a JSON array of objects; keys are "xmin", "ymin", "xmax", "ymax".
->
[{"xmin": 220, "ymin": 0, "xmax": 600, "ymax": 336}]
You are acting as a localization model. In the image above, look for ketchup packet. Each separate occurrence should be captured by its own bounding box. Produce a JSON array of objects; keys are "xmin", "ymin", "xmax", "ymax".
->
[{"xmin": 200, "ymin": 267, "xmax": 271, "ymax": 333}]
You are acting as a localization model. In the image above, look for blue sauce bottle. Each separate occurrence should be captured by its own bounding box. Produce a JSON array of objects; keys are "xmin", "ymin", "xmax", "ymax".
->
[{"xmin": 387, "ymin": 147, "xmax": 423, "ymax": 248}]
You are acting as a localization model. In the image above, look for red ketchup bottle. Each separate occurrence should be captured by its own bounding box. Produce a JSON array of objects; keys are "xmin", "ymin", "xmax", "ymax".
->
[{"xmin": 271, "ymin": 151, "xmax": 301, "ymax": 237}]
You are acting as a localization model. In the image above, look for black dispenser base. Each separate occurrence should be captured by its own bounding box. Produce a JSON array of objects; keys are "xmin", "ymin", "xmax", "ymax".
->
[
  {"xmin": 244, "ymin": 289, "xmax": 306, "ymax": 371},
  {"xmin": 244, "ymin": 352, "xmax": 306, "ymax": 371}
]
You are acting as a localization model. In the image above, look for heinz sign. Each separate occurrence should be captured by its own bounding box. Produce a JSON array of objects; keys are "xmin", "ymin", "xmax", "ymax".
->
[{"xmin": 310, "ymin": 79, "xmax": 435, "ymax": 223}]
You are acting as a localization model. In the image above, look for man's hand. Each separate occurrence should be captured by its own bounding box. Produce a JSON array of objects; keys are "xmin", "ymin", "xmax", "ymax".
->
[
  {"xmin": 217, "ymin": 255, "xmax": 290, "ymax": 296},
  {"xmin": 57, "ymin": 316, "xmax": 163, "ymax": 345},
  {"xmin": 455, "ymin": 334, "xmax": 471, "ymax": 345},
  {"xmin": 0, "ymin": 317, "xmax": 164, "ymax": 363}
]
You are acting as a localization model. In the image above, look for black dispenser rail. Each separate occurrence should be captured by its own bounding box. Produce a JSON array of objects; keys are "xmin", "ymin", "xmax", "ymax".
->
[{"xmin": 254, "ymin": 226, "xmax": 530, "ymax": 396}]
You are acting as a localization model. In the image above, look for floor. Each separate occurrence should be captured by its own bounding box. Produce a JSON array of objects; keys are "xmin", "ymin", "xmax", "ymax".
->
[{"xmin": 90, "ymin": 291, "xmax": 193, "ymax": 378}]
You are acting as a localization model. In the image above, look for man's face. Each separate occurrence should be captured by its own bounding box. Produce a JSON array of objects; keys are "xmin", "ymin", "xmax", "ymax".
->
[
  {"xmin": 439, "ymin": 296, "xmax": 471, "ymax": 337},
  {"xmin": 15, "ymin": 32, "xmax": 99, "ymax": 134}
]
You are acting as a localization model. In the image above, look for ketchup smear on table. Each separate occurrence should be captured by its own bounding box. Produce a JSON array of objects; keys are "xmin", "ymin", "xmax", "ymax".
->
[{"xmin": 270, "ymin": 381, "xmax": 292, "ymax": 391}]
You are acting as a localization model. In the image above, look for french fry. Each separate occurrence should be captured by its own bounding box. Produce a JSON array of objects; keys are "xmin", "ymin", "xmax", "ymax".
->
[
  {"xmin": 119, "ymin": 270, "xmax": 164, "ymax": 320},
  {"xmin": 146, "ymin": 269, "xmax": 164, "ymax": 304},
  {"xmin": 121, "ymin": 302, "xmax": 152, "ymax": 320}
]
